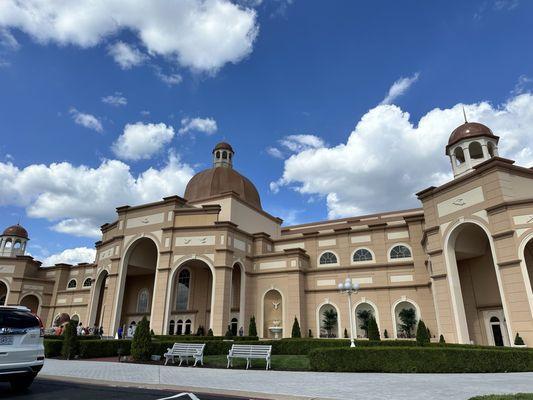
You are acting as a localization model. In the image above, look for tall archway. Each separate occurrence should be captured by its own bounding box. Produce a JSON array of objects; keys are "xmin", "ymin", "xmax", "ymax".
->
[
  {"xmin": 20, "ymin": 294, "xmax": 39, "ymax": 315},
  {"xmin": 446, "ymin": 222, "xmax": 510, "ymax": 346},
  {"xmin": 167, "ymin": 259, "xmax": 213, "ymax": 335},
  {"xmin": 318, "ymin": 303, "xmax": 339, "ymax": 338},
  {"xmin": 355, "ymin": 302, "xmax": 377, "ymax": 338},
  {"xmin": 394, "ymin": 300, "xmax": 418, "ymax": 338},
  {"xmin": 0, "ymin": 280, "xmax": 8, "ymax": 305},
  {"xmin": 522, "ymin": 236, "xmax": 533, "ymax": 315},
  {"xmin": 90, "ymin": 270, "xmax": 109, "ymax": 328},
  {"xmin": 116, "ymin": 238, "xmax": 158, "ymax": 331},
  {"xmin": 230, "ymin": 263, "xmax": 244, "ymax": 334},
  {"xmin": 263, "ymin": 289, "xmax": 283, "ymax": 338}
]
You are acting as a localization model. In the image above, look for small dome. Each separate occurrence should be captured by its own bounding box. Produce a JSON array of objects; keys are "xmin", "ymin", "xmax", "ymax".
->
[
  {"xmin": 213, "ymin": 142, "xmax": 234, "ymax": 153},
  {"xmin": 184, "ymin": 167, "xmax": 262, "ymax": 209},
  {"xmin": 448, "ymin": 122, "xmax": 498, "ymax": 148},
  {"xmin": 2, "ymin": 224, "xmax": 28, "ymax": 239}
]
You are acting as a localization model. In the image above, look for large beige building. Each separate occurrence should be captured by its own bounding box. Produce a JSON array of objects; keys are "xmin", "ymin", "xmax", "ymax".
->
[{"xmin": 1, "ymin": 121, "xmax": 533, "ymax": 347}]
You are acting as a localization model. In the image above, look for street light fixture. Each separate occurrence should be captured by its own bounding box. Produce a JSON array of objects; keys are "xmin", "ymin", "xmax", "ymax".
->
[{"xmin": 337, "ymin": 277, "xmax": 360, "ymax": 348}]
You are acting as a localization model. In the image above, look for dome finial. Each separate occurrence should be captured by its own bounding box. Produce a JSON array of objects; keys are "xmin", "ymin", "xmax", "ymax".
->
[{"xmin": 462, "ymin": 106, "xmax": 468, "ymax": 124}]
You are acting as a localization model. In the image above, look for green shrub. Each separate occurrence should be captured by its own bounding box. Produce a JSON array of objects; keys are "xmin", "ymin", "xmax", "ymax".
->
[
  {"xmin": 515, "ymin": 333, "xmax": 525, "ymax": 346},
  {"xmin": 131, "ymin": 316, "xmax": 152, "ymax": 361},
  {"xmin": 153, "ymin": 335, "xmax": 258, "ymax": 342},
  {"xmin": 207, "ymin": 328, "xmax": 213, "ymax": 336},
  {"xmin": 343, "ymin": 328, "xmax": 348, "ymax": 338},
  {"xmin": 308, "ymin": 329, "xmax": 313, "ymax": 338},
  {"xmin": 44, "ymin": 339, "xmax": 63, "ymax": 357},
  {"xmin": 78, "ymin": 340, "xmax": 132, "ymax": 358},
  {"xmin": 291, "ymin": 317, "xmax": 301, "ymax": 338},
  {"xmin": 224, "ymin": 325, "xmax": 233, "ymax": 339},
  {"xmin": 61, "ymin": 322, "xmax": 78, "ymax": 359},
  {"xmin": 44, "ymin": 334, "xmax": 101, "ymax": 341},
  {"xmin": 383, "ymin": 329, "xmax": 389, "ymax": 338},
  {"xmin": 196, "ymin": 326, "xmax": 205, "ymax": 336},
  {"xmin": 398, "ymin": 308, "xmax": 417, "ymax": 338},
  {"xmin": 248, "ymin": 315, "xmax": 257, "ymax": 337},
  {"xmin": 309, "ymin": 347, "xmax": 533, "ymax": 373},
  {"xmin": 416, "ymin": 320, "xmax": 430, "ymax": 346},
  {"xmin": 439, "ymin": 334, "xmax": 446, "ymax": 344},
  {"xmin": 367, "ymin": 317, "xmax": 380, "ymax": 341}
]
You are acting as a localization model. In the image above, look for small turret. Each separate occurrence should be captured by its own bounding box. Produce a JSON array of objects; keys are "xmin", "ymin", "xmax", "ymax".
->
[
  {"xmin": 0, "ymin": 224, "xmax": 29, "ymax": 257},
  {"xmin": 212, "ymin": 142, "xmax": 234, "ymax": 168}
]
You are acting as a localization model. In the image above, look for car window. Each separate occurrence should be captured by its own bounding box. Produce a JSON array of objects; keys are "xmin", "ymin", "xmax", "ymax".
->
[{"xmin": 0, "ymin": 310, "xmax": 39, "ymax": 329}]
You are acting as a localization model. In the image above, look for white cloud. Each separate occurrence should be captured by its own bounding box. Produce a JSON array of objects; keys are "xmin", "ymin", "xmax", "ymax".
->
[
  {"xmin": 380, "ymin": 73, "xmax": 420, "ymax": 105},
  {"xmin": 69, "ymin": 108, "xmax": 103, "ymax": 132},
  {"xmin": 112, "ymin": 122, "xmax": 175, "ymax": 161},
  {"xmin": 107, "ymin": 41, "xmax": 148, "ymax": 69},
  {"xmin": 512, "ymin": 75, "xmax": 533, "ymax": 96},
  {"xmin": 0, "ymin": 0, "xmax": 258, "ymax": 74},
  {"xmin": 156, "ymin": 71, "xmax": 183, "ymax": 86},
  {"xmin": 266, "ymin": 147, "xmax": 284, "ymax": 159},
  {"xmin": 279, "ymin": 134, "xmax": 325, "ymax": 152},
  {"xmin": 102, "ymin": 92, "xmax": 127, "ymax": 107},
  {"xmin": 272, "ymin": 93, "xmax": 533, "ymax": 219},
  {"xmin": 0, "ymin": 153, "xmax": 194, "ymax": 238},
  {"xmin": 43, "ymin": 247, "xmax": 96, "ymax": 266},
  {"xmin": 179, "ymin": 117, "xmax": 218, "ymax": 135},
  {"xmin": 0, "ymin": 28, "xmax": 18, "ymax": 50}
]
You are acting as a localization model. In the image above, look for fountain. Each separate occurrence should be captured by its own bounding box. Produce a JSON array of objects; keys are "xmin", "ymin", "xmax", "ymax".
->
[{"xmin": 268, "ymin": 319, "xmax": 283, "ymax": 339}]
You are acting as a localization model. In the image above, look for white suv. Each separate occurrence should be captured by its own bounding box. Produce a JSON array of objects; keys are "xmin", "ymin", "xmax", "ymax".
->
[{"xmin": 0, "ymin": 306, "xmax": 44, "ymax": 391}]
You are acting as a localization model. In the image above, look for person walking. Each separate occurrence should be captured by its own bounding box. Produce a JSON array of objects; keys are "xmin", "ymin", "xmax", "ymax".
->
[{"xmin": 117, "ymin": 326, "xmax": 123, "ymax": 339}]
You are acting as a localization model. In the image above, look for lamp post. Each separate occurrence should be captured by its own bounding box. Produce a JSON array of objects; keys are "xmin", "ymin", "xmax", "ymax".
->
[{"xmin": 338, "ymin": 277, "xmax": 360, "ymax": 348}]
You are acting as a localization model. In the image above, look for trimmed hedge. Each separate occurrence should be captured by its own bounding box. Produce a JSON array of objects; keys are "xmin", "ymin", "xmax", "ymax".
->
[
  {"xmin": 309, "ymin": 347, "xmax": 533, "ymax": 373},
  {"xmin": 153, "ymin": 335, "xmax": 258, "ymax": 341},
  {"xmin": 44, "ymin": 339, "xmax": 63, "ymax": 357},
  {"xmin": 44, "ymin": 335, "xmax": 101, "ymax": 341},
  {"xmin": 78, "ymin": 340, "xmax": 132, "ymax": 359}
]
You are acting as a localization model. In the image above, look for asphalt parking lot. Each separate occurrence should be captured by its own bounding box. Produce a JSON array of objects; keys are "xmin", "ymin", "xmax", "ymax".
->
[{"xmin": 0, "ymin": 378, "xmax": 258, "ymax": 400}]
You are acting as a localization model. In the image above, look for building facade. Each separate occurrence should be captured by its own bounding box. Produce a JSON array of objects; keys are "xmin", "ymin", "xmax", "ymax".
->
[{"xmin": 1, "ymin": 122, "xmax": 533, "ymax": 346}]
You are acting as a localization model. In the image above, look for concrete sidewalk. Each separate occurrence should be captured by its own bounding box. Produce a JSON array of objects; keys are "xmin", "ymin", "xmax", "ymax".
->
[{"xmin": 41, "ymin": 359, "xmax": 533, "ymax": 400}]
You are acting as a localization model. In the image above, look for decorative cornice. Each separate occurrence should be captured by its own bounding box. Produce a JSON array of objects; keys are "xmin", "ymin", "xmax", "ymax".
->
[{"xmin": 492, "ymin": 230, "xmax": 515, "ymax": 240}]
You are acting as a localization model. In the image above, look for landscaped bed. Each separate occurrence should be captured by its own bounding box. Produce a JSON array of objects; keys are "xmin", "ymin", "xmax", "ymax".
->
[{"xmin": 469, "ymin": 395, "xmax": 533, "ymax": 400}]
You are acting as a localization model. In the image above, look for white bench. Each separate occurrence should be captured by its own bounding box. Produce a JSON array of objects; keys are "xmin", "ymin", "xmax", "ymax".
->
[
  {"xmin": 226, "ymin": 344, "xmax": 272, "ymax": 370},
  {"xmin": 164, "ymin": 343, "xmax": 205, "ymax": 367}
]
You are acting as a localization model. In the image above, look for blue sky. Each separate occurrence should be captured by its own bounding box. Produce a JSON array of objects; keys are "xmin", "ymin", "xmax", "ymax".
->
[{"xmin": 1, "ymin": 0, "xmax": 533, "ymax": 265}]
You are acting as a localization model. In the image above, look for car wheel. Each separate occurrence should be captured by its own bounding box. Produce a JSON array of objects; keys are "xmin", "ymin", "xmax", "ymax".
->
[{"xmin": 9, "ymin": 375, "xmax": 35, "ymax": 392}]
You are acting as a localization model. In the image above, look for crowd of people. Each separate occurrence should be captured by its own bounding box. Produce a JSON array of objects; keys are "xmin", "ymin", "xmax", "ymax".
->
[{"xmin": 52, "ymin": 322, "xmax": 104, "ymax": 337}]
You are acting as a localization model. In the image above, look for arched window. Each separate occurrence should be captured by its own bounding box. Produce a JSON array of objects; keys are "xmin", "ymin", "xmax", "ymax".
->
[
  {"xmin": 13, "ymin": 241, "xmax": 21, "ymax": 249},
  {"xmin": 216, "ymin": 151, "xmax": 220, "ymax": 158},
  {"xmin": 318, "ymin": 304, "xmax": 339, "ymax": 338},
  {"xmin": 394, "ymin": 301, "xmax": 418, "ymax": 338},
  {"xmin": 454, "ymin": 147, "xmax": 465, "ymax": 165},
  {"xmin": 137, "ymin": 288, "xmax": 149, "ymax": 313},
  {"xmin": 4, "ymin": 239, "xmax": 12, "ymax": 249},
  {"xmin": 67, "ymin": 279, "xmax": 77, "ymax": 289},
  {"xmin": 469, "ymin": 141, "xmax": 483, "ymax": 159},
  {"xmin": 319, "ymin": 252, "xmax": 338, "ymax": 265},
  {"xmin": 490, "ymin": 316, "xmax": 500, "ymax": 323},
  {"xmin": 83, "ymin": 278, "xmax": 92, "ymax": 287},
  {"xmin": 184, "ymin": 319, "xmax": 192, "ymax": 335},
  {"xmin": 176, "ymin": 269, "xmax": 190, "ymax": 311},
  {"xmin": 390, "ymin": 245, "xmax": 412, "ymax": 260},
  {"xmin": 169, "ymin": 320, "xmax": 175, "ymax": 335},
  {"xmin": 176, "ymin": 319, "xmax": 183, "ymax": 335},
  {"xmin": 222, "ymin": 151, "xmax": 227, "ymax": 159},
  {"xmin": 353, "ymin": 248, "xmax": 373, "ymax": 262}
]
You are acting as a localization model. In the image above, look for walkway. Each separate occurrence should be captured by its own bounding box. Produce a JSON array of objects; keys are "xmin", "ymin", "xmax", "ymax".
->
[{"xmin": 41, "ymin": 359, "xmax": 533, "ymax": 400}]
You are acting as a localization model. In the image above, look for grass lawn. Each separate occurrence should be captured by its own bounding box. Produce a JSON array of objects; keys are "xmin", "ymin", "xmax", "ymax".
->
[
  {"xmin": 470, "ymin": 395, "xmax": 533, "ymax": 399},
  {"xmin": 202, "ymin": 354, "xmax": 310, "ymax": 371}
]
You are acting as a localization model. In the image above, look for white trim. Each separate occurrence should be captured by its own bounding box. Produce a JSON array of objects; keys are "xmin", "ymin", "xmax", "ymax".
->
[
  {"xmin": 66, "ymin": 279, "xmax": 78, "ymax": 290},
  {"xmin": 518, "ymin": 232, "xmax": 533, "ymax": 320},
  {"xmin": 391, "ymin": 298, "xmax": 420, "ymax": 339},
  {"xmin": 232, "ymin": 261, "xmax": 246, "ymax": 334},
  {"xmin": 351, "ymin": 247, "xmax": 376, "ymax": 265},
  {"xmin": 88, "ymin": 268, "xmax": 109, "ymax": 327},
  {"xmin": 317, "ymin": 250, "xmax": 340, "ymax": 267},
  {"xmin": 83, "ymin": 277, "xmax": 93, "ymax": 287},
  {"xmin": 316, "ymin": 300, "xmax": 342, "ymax": 339},
  {"xmin": 387, "ymin": 243, "xmax": 413, "ymax": 262},
  {"xmin": 260, "ymin": 287, "xmax": 285, "ymax": 339},
  {"xmin": 443, "ymin": 219, "xmax": 513, "ymax": 345}
]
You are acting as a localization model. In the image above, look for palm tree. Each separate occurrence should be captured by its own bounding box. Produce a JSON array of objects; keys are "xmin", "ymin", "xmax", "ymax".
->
[
  {"xmin": 322, "ymin": 308, "xmax": 338, "ymax": 338},
  {"xmin": 357, "ymin": 309, "xmax": 372, "ymax": 338}
]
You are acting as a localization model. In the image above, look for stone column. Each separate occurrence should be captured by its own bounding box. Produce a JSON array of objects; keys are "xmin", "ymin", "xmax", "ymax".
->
[
  {"xmin": 150, "ymin": 251, "xmax": 172, "ymax": 334},
  {"xmin": 211, "ymin": 265, "xmax": 232, "ymax": 336}
]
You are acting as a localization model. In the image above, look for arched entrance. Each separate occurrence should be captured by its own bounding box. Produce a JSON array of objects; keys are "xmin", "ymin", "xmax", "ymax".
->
[
  {"xmin": 522, "ymin": 236, "xmax": 533, "ymax": 315},
  {"xmin": 116, "ymin": 238, "xmax": 158, "ymax": 332},
  {"xmin": 20, "ymin": 294, "xmax": 39, "ymax": 315},
  {"xmin": 167, "ymin": 259, "xmax": 213, "ymax": 335},
  {"xmin": 0, "ymin": 280, "xmax": 8, "ymax": 305},
  {"xmin": 355, "ymin": 302, "xmax": 377, "ymax": 338},
  {"xmin": 446, "ymin": 222, "xmax": 510, "ymax": 346},
  {"xmin": 90, "ymin": 270, "xmax": 109, "ymax": 328},
  {"xmin": 263, "ymin": 289, "xmax": 283, "ymax": 338},
  {"xmin": 318, "ymin": 303, "xmax": 339, "ymax": 338}
]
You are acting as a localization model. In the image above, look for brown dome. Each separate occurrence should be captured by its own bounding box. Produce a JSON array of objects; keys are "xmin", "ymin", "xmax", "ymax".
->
[
  {"xmin": 2, "ymin": 224, "xmax": 28, "ymax": 239},
  {"xmin": 213, "ymin": 142, "xmax": 234, "ymax": 153},
  {"xmin": 184, "ymin": 167, "xmax": 262, "ymax": 209},
  {"xmin": 448, "ymin": 122, "xmax": 498, "ymax": 148}
]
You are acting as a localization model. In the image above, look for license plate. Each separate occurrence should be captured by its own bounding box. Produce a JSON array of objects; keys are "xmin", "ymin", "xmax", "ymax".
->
[{"xmin": 0, "ymin": 336, "xmax": 14, "ymax": 345}]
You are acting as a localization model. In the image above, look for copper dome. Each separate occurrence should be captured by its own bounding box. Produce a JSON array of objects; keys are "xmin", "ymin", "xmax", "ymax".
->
[
  {"xmin": 213, "ymin": 142, "xmax": 234, "ymax": 153},
  {"xmin": 2, "ymin": 224, "xmax": 28, "ymax": 239},
  {"xmin": 184, "ymin": 167, "xmax": 262, "ymax": 209},
  {"xmin": 448, "ymin": 122, "xmax": 498, "ymax": 148}
]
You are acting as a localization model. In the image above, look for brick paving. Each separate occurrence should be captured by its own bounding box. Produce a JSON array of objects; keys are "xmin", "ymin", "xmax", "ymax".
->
[{"xmin": 41, "ymin": 359, "xmax": 533, "ymax": 400}]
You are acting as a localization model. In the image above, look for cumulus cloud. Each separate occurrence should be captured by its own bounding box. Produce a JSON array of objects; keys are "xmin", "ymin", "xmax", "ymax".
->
[
  {"xmin": 266, "ymin": 147, "xmax": 284, "ymax": 159},
  {"xmin": 272, "ymin": 93, "xmax": 533, "ymax": 219},
  {"xmin": 112, "ymin": 122, "xmax": 175, "ymax": 161},
  {"xmin": 107, "ymin": 41, "xmax": 148, "ymax": 69},
  {"xmin": 0, "ymin": 153, "xmax": 194, "ymax": 238},
  {"xmin": 43, "ymin": 247, "xmax": 96, "ymax": 266},
  {"xmin": 69, "ymin": 108, "xmax": 103, "ymax": 132},
  {"xmin": 102, "ymin": 92, "xmax": 127, "ymax": 107},
  {"xmin": 156, "ymin": 71, "xmax": 183, "ymax": 86},
  {"xmin": 0, "ymin": 28, "xmax": 18, "ymax": 50},
  {"xmin": 179, "ymin": 117, "xmax": 218, "ymax": 135},
  {"xmin": 0, "ymin": 0, "xmax": 258, "ymax": 74},
  {"xmin": 267, "ymin": 134, "xmax": 324, "ymax": 160},
  {"xmin": 380, "ymin": 73, "xmax": 420, "ymax": 105}
]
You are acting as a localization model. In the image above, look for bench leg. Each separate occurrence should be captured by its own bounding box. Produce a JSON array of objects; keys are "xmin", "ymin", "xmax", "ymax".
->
[
  {"xmin": 266, "ymin": 357, "xmax": 270, "ymax": 370},
  {"xmin": 227, "ymin": 356, "xmax": 231, "ymax": 369},
  {"xmin": 178, "ymin": 356, "xmax": 183, "ymax": 367},
  {"xmin": 246, "ymin": 358, "xmax": 250, "ymax": 370}
]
